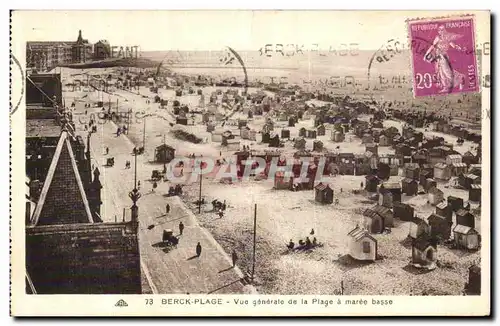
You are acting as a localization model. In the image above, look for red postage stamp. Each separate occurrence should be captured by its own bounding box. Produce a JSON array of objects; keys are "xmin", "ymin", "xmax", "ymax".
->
[{"xmin": 407, "ymin": 15, "xmax": 479, "ymax": 97}]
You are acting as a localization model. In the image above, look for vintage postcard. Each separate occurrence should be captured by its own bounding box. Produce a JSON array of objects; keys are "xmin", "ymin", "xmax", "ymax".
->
[{"xmin": 10, "ymin": 10, "xmax": 490, "ymax": 317}]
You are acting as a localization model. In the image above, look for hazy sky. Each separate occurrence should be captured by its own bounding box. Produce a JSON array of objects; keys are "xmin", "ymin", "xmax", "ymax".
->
[{"xmin": 13, "ymin": 10, "xmax": 488, "ymax": 51}]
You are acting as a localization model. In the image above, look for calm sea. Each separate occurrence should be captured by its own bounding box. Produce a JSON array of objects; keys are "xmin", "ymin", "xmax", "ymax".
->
[{"xmin": 141, "ymin": 50, "xmax": 412, "ymax": 84}]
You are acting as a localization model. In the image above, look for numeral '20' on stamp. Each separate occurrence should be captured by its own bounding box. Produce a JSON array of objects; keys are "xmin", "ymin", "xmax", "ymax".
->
[{"xmin": 408, "ymin": 15, "xmax": 479, "ymax": 97}]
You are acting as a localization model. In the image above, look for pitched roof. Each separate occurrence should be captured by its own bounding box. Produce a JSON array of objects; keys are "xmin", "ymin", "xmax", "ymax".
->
[
  {"xmin": 156, "ymin": 143, "xmax": 175, "ymax": 151},
  {"xmin": 453, "ymin": 224, "xmax": 478, "ymax": 235},
  {"xmin": 347, "ymin": 225, "xmax": 377, "ymax": 242},
  {"xmin": 363, "ymin": 208, "xmax": 380, "ymax": 219},
  {"xmin": 428, "ymin": 214, "xmax": 449, "ymax": 225},
  {"xmin": 413, "ymin": 217, "xmax": 429, "ymax": 227},
  {"xmin": 465, "ymin": 174, "xmax": 479, "ymax": 180},
  {"xmin": 381, "ymin": 182, "xmax": 401, "ymax": 189},
  {"xmin": 436, "ymin": 202, "xmax": 448, "ymax": 210},
  {"xmin": 365, "ymin": 174, "xmax": 379, "ymax": 181},
  {"xmin": 434, "ymin": 163, "xmax": 449, "ymax": 169},
  {"xmin": 428, "ymin": 187, "xmax": 443, "ymax": 195},
  {"xmin": 470, "ymin": 184, "xmax": 481, "ymax": 190},
  {"xmin": 412, "ymin": 236, "xmax": 434, "ymax": 251},
  {"xmin": 315, "ymin": 183, "xmax": 331, "ymax": 191},
  {"xmin": 456, "ymin": 209, "xmax": 472, "ymax": 216},
  {"xmin": 32, "ymin": 131, "xmax": 94, "ymax": 225},
  {"xmin": 372, "ymin": 204, "xmax": 392, "ymax": 219},
  {"xmin": 447, "ymin": 154, "xmax": 462, "ymax": 159},
  {"xmin": 30, "ymin": 131, "xmax": 94, "ymax": 226},
  {"xmin": 452, "ymin": 163, "xmax": 467, "ymax": 168}
]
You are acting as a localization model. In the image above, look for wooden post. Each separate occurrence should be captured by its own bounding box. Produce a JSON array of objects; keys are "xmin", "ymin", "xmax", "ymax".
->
[
  {"xmin": 163, "ymin": 134, "xmax": 167, "ymax": 173},
  {"xmin": 127, "ymin": 109, "xmax": 131, "ymax": 135},
  {"xmin": 198, "ymin": 161, "xmax": 202, "ymax": 214},
  {"xmin": 251, "ymin": 204, "xmax": 257, "ymax": 282},
  {"xmin": 143, "ymin": 116, "xmax": 146, "ymax": 149}
]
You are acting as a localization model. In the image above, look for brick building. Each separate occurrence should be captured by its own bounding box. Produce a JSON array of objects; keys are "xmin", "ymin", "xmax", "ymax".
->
[
  {"xmin": 25, "ymin": 75, "xmax": 141, "ymax": 294},
  {"xmin": 26, "ymin": 30, "xmax": 94, "ymax": 72}
]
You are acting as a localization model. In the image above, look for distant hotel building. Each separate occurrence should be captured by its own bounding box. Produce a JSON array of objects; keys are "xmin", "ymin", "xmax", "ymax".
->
[
  {"xmin": 93, "ymin": 40, "xmax": 111, "ymax": 60},
  {"xmin": 27, "ymin": 30, "xmax": 109, "ymax": 72}
]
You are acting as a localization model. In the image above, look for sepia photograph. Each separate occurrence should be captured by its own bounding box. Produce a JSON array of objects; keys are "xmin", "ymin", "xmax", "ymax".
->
[{"xmin": 10, "ymin": 9, "xmax": 491, "ymax": 316}]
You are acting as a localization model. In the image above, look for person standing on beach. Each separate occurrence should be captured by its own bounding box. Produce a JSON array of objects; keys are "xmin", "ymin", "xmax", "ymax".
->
[
  {"xmin": 179, "ymin": 221, "xmax": 184, "ymax": 235},
  {"xmin": 166, "ymin": 204, "xmax": 170, "ymax": 214},
  {"xmin": 196, "ymin": 242, "xmax": 202, "ymax": 257},
  {"xmin": 231, "ymin": 250, "xmax": 238, "ymax": 268}
]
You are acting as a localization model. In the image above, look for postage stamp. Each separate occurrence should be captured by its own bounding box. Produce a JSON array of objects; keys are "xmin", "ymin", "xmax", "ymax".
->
[
  {"xmin": 9, "ymin": 10, "xmax": 490, "ymax": 317},
  {"xmin": 407, "ymin": 15, "xmax": 479, "ymax": 97}
]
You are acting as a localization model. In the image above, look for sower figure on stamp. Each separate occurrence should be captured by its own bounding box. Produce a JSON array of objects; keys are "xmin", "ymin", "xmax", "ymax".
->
[{"xmin": 424, "ymin": 25, "xmax": 467, "ymax": 93}]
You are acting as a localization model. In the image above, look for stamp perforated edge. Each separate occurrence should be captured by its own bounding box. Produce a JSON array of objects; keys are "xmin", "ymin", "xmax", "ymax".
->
[
  {"xmin": 9, "ymin": 9, "xmax": 13, "ymax": 317},
  {"xmin": 405, "ymin": 13, "xmax": 480, "ymax": 98}
]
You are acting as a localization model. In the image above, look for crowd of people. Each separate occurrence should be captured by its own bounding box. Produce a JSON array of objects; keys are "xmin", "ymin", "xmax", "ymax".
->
[{"xmin": 287, "ymin": 229, "xmax": 320, "ymax": 250}]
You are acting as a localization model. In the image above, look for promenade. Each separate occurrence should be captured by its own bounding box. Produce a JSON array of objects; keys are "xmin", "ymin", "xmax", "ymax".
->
[{"xmin": 74, "ymin": 100, "xmax": 255, "ymax": 294}]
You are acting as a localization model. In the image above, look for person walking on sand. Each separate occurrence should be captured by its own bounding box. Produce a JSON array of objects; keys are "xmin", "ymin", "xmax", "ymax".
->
[
  {"xmin": 179, "ymin": 221, "xmax": 184, "ymax": 235},
  {"xmin": 196, "ymin": 242, "xmax": 202, "ymax": 257},
  {"xmin": 231, "ymin": 250, "xmax": 238, "ymax": 267},
  {"xmin": 166, "ymin": 204, "xmax": 170, "ymax": 214}
]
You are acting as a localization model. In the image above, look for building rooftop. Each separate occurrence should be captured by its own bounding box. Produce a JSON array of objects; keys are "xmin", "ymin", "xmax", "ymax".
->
[
  {"xmin": 26, "ymin": 119, "xmax": 61, "ymax": 138},
  {"xmin": 315, "ymin": 183, "xmax": 331, "ymax": 191},
  {"xmin": 453, "ymin": 224, "xmax": 477, "ymax": 235},
  {"xmin": 434, "ymin": 163, "xmax": 449, "ymax": 169},
  {"xmin": 347, "ymin": 225, "xmax": 376, "ymax": 242},
  {"xmin": 412, "ymin": 236, "xmax": 434, "ymax": 251},
  {"xmin": 436, "ymin": 202, "xmax": 448, "ymax": 210},
  {"xmin": 456, "ymin": 209, "xmax": 473, "ymax": 216},
  {"xmin": 30, "ymin": 131, "xmax": 94, "ymax": 226},
  {"xmin": 464, "ymin": 174, "xmax": 480, "ymax": 180},
  {"xmin": 381, "ymin": 182, "xmax": 401, "ymax": 189},
  {"xmin": 428, "ymin": 187, "xmax": 444, "ymax": 195}
]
